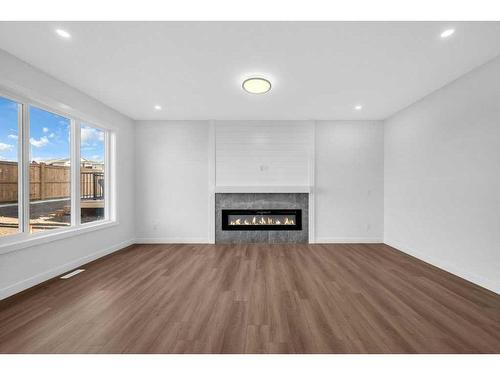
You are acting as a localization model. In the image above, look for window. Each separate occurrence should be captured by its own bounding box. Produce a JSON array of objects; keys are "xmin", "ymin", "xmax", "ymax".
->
[
  {"xmin": 80, "ymin": 124, "xmax": 105, "ymax": 224},
  {"xmin": 0, "ymin": 97, "xmax": 21, "ymax": 237},
  {"xmin": 0, "ymin": 92, "xmax": 114, "ymax": 247},
  {"xmin": 29, "ymin": 106, "xmax": 71, "ymax": 233}
]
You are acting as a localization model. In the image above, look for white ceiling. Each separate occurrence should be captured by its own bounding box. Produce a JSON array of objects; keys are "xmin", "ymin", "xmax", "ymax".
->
[{"xmin": 1, "ymin": 21, "xmax": 500, "ymax": 121}]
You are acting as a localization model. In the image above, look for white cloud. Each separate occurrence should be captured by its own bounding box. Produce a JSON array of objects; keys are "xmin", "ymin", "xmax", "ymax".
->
[
  {"xmin": 81, "ymin": 127, "xmax": 104, "ymax": 145},
  {"xmin": 30, "ymin": 136, "xmax": 50, "ymax": 148},
  {"xmin": 0, "ymin": 142, "xmax": 13, "ymax": 151},
  {"xmin": 8, "ymin": 134, "xmax": 18, "ymax": 140},
  {"xmin": 42, "ymin": 127, "xmax": 49, "ymax": 133},
  {"xmin": 48, "ymin": 133, "xmax": 56, "ymax": 139}
]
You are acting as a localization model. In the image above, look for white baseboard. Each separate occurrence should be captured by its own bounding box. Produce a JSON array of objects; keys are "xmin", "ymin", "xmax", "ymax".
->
[
  {"xmin": 135, "ymin": 237, "xmax": 210, "ymax": 244},
  {"xmin": 0, "ymin": 238, "xmax": 135, "ymax": 300},
  {"xmin": 138, "ymin": 237, "xmax": 383, "ymax": 245},
  {"xmin": 315, "ymin": 237, "xmax": 383, "ymax": 243},
  {"xmin": 384, "ymin": 240, "xmax": 500, "ymax": 295}
]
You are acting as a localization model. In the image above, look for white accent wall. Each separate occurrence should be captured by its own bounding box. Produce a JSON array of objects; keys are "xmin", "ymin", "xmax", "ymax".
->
[
  {"xmin": 315, "ymin": 121, "xmax": 384, "ymax": 242},
  {"xmin": 216, "ymin": 121, "xmax": 314, "ymax": 187},
  {"xmin": 134, "ymin": 120, "xmax": 385, "ymax": 244},
  {"xmin": 384, "ymin": 56, "xmax": 500, "ymax": 294},
  {"xmin": 0, "ymin": 50, "xmax": 136, "ymax": 300}
]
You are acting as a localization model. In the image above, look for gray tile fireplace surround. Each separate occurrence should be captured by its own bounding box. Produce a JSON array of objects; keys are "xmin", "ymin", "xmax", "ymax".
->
[{"xmin": 215, "ymin": 193, "xmax": 309, "ymax": 244}]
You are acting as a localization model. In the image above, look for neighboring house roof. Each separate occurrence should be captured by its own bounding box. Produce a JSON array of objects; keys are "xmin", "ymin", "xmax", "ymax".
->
[{"xmin": 33, "ymin": 158, "xmax": 104, "ymax": 167}]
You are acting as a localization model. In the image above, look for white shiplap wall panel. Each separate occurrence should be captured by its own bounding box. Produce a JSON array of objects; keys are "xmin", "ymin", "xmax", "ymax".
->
[{"xmin": 216, "ymin": 121, "xmax": 314, "ymax": 186}]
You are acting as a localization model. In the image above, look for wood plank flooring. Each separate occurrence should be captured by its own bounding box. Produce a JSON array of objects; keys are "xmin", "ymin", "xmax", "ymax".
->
[{"xmin": 1, "ymin": 243, "xmax": 500, "ymax": 353}]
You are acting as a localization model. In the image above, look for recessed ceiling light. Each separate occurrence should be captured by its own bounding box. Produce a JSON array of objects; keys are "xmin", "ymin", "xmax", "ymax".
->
[
  {"xmin": 242, "ymin": 77, "xmax": 272, "ymax": 94},
  {"xmin": 55, "ymin": 28, "xmax": 71, "ymax": 39},
  {"xmin": 154, "ymin": 105, "xmax": 162, "ymax": 110},
  {"xmin": 440, "ymin": 29, "xmax": 455, "ymax": 39},
  {"xmin": 354, "ymin": 105, "xmax": 363, "ymax": 111}
]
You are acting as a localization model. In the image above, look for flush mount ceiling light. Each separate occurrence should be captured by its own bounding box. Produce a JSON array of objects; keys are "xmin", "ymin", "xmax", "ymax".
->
[
  {"xmin": 440, "ymin": 28, "xmax": 455, "ymax": 39},
  {"xmin": 354, "ymin": 105, "xmax": 363, "ymax": 111},
  {"xmin": 154, "ymin": 105, "xmax": 162, "ymax": 110},
  {"xmin": 55, "ymin": 28, "xmax": 71, "ymax": 39},
  {"xmin": 242, "ymin": 77, "xmax": 272, "ymax": 94}
]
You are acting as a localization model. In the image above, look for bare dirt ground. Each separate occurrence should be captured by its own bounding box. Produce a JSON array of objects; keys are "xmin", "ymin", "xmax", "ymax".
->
[{"xmin": 0, "ymin": 216, "xmax": 70, "ymax": 236}]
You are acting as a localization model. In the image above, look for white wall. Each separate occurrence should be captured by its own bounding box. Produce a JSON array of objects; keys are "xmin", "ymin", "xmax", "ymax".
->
[
  {"xmin": 315, "ymin": 121, "xmax": 384, "ymax": 242},
  {"xmin": 216, "ymin": 121, "xmax": 314, "ymax": 187},
  {"xmin": 384, "ymin": 56, "xmax": 500, "ymax": 294},
  {"xmin": 134, "ymin": 121, "xmax": 210, "ymax": 243},
  {"xmin": 133, "ymin": 120, "xmax": 384, "ymax": 244},
  {"xmin": 0, "ymin": 50, "xmax": 136, "ymax": 299}
]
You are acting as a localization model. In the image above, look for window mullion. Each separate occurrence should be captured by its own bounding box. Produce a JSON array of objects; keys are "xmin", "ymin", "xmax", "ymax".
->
[
  {"xmin": 16, "ymin": 103, "xmax": 23, "ymax": 235},
  {"xmin": 21, "ymin": 104, "xmax": 30, "ymax": 234},
  {"xmin": 71, "ymin": 120, "xmax": 81, "ymax": 227},
  {"xmin": 104, "ymin": 131, "xmax": 110, "ymax": 221}
]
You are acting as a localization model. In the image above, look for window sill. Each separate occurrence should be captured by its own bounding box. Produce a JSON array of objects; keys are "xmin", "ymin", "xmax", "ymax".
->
[{"xmin": 0, "ymin": 220, "xmax": 119, "ymax": 255}]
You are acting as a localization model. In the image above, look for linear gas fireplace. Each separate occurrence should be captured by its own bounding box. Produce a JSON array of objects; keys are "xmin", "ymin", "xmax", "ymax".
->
[
  {"xmin": 215, "ymin": 193, "xmax": 308, "ymax": 244},
  {"xmin": 222, "ymin": 209, "xmax": 302, "ymax": 231}
]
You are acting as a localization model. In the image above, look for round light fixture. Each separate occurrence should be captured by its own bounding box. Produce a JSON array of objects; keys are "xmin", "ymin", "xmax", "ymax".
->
[
  {"xmin": 55, "ymin": 28, "xmax": 71, "ymax": 39},
  {"xmin": 242, "ymin": 77, "xmax": 271, "ymax": 94},
  {"xmin": 154, "ymin": 105, "xmax": 162, "ymax": 110},
  {"xmin": 440, "ymin": 28, "xmax": 455, "ymax": 39},
  {"xmin": 354, "ymin": 105, "xmax": 363, "ymax": 111}
]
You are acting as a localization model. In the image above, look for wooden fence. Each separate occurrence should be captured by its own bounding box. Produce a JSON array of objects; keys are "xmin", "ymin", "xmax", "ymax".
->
[
  {"xmin": 0, "ymin": 161, "xmax": 18, "ymax": 203},
  {"xmin": 0, "ymin": 161, "xmax": 103, "ymax": 204}
]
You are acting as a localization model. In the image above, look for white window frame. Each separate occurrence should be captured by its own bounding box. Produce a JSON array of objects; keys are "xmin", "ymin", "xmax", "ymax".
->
[
  {"xmin": 78, "ymin": 121, "xmax": 115, "ymax": 226},
  {"xmin": 0, "ymin": 88, "xmax": 117, "ymax": 255}
]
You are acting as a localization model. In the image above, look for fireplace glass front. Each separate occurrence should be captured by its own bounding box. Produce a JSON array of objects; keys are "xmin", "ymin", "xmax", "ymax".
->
[{"xmin": 221, "ymin": 209, "xmax": 302, "ymax": 231}]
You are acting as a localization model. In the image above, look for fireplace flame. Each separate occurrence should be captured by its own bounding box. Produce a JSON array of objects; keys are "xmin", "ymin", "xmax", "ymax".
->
[{"xmin": 229, "ymin": 216, "xmax": 295, "ymax": 226}]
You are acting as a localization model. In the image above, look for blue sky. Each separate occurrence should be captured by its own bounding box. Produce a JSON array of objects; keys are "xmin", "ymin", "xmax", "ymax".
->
[
  {"xmin": 0, "ymin": 96, "xmax": 104, "ymax": 163},
  {"xmin": 80, "ymin": 124, "xmax": 104, "ymax": 162},
  {"xmin": 0, "ymin": 96, "xmax": 19, "ymax": 162},
  {"xmin": 29, "ymin": 106, "xmax": 70, "ymax": 162}
]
